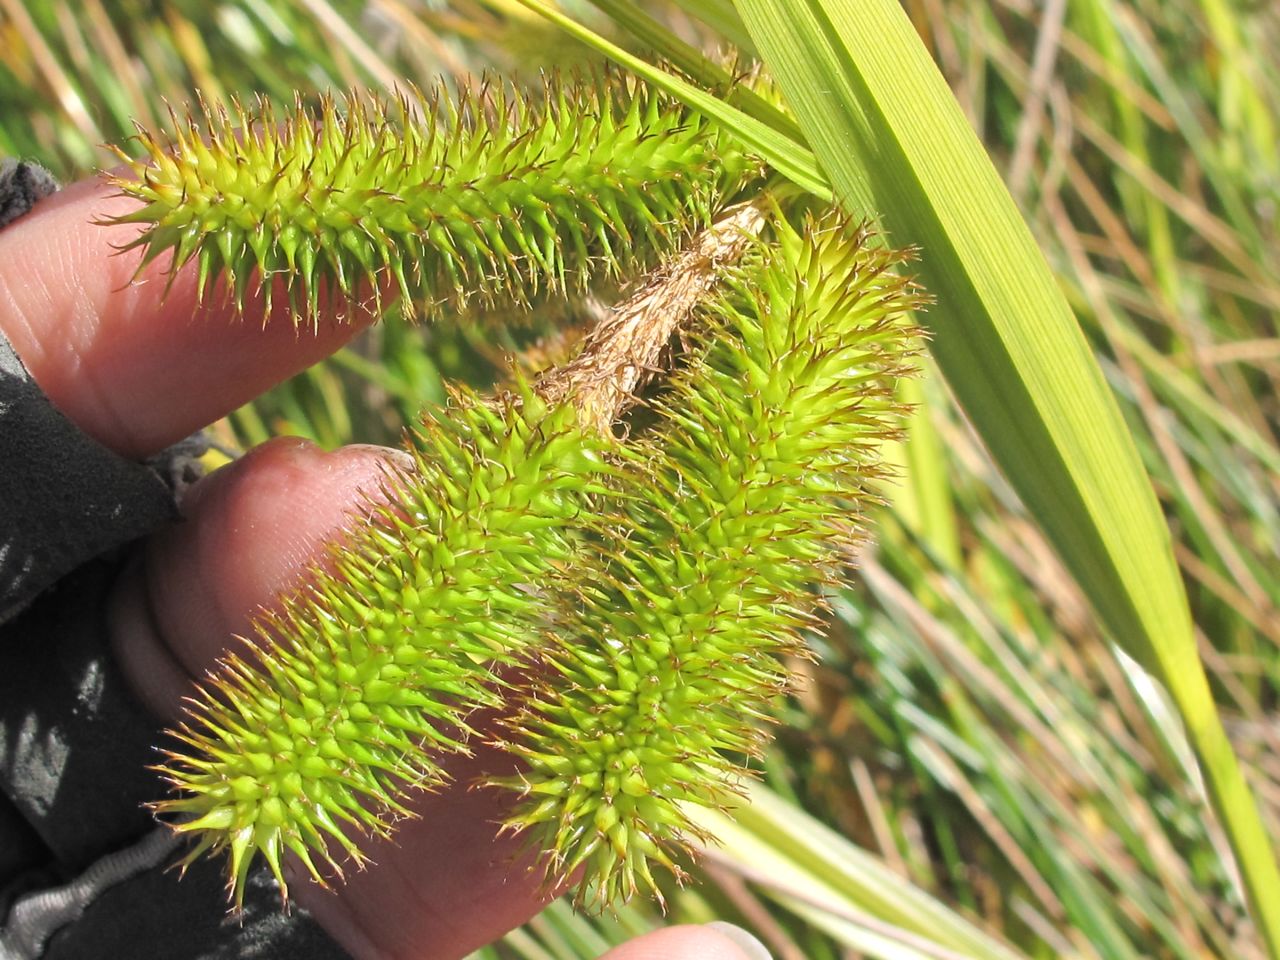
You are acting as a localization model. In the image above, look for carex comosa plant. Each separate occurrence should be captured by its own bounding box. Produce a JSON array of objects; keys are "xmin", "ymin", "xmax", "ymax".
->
[{"xmin": 102, "ymin": 71, "xmax": 923, "ymax": 909}]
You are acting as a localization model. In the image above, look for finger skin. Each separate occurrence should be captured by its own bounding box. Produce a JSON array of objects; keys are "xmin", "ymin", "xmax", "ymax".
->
[
  {"xmin": 600, "ymin": 926, "xmax": 762, "ymax": 960},
  {"xmin": 292, "ymin": 743, "xmax": 559, "ymax": 960},
  {"xmin": 0, "ymin": 176, "xmax": 378, "ymax": 459},
  {"xmin": 108, "ymin": 437, "xmax": 407, "ymax": 719},
  {"xmin": 108, "ymin": 439, "xmax": 556, "ymax": 959}
]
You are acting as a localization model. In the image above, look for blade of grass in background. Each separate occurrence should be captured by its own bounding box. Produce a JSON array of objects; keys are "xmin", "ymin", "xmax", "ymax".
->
[
  {"xmin": 508, "ymin": 0, "xmax": 830, "ymax": 196},
  {"xmin": 668, "ymin": 0, "xmax": 755, "ymax": 53},
  {"xmin": 689, "ymin": 783, "xmax": 1028, "ymax": 960},
  {"xmin": 567, "ymin": 0, "xmax": 801, "ymax": 138}
]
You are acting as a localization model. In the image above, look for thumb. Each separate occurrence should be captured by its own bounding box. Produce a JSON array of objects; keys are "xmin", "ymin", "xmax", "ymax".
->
[{"xmin": 600, "ymin": 924, "xmax": 773, "ymax": 960}]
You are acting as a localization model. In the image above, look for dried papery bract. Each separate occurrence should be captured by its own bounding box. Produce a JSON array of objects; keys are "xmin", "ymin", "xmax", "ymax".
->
[{"xmin": 102, "ymin": 76, "xmax": 756, "ymax": 327}]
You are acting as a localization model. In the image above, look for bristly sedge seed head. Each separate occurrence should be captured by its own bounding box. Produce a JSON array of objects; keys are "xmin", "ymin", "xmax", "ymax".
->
[
  {"xmin": 102, "ymin": 74, "xmax": 759, "ymax": 327},
  {"xmin": 152, "ymin": 380, "xmax": 619, "ymax": 909},
  {"xmin": 490, "ymin": 212, "xmax": 925, "ymax": 908},
  {"xmin": 143, "ymin": 210, "xmax": 923, "ymax": 912}
]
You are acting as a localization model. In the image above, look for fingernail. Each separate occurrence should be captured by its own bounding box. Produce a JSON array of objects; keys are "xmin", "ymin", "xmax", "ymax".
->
[
  {"xmin": 175, "ymin": 435, "xmax": 317, "ymax": 515},
  {"xmin": 348, "ymin": 443, "xmax": 415, "ymax": 474},
  {"xmin": 705, "ymin": 922, "xmax": 772, "ymax": 960}
]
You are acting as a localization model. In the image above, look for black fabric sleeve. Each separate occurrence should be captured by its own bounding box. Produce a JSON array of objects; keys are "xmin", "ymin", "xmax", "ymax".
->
[
  {"xmin": 0, "ymin": 559, "xmax": 346, "ymax": 960},
  {"xmin": 0, "ymin": 335, "xmax": 178, "ymax": 626}
]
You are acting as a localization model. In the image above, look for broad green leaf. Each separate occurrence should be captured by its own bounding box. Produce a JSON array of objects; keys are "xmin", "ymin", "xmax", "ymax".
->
[{"xmin": 731, "ymin": 0, "xmax": 1280, "ymax": 952}]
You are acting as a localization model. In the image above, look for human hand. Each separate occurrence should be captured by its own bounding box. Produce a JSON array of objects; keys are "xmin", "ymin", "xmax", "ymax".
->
[{"xmin": 0, "ymin": 174, "xmax": 771, "ymax": 960}]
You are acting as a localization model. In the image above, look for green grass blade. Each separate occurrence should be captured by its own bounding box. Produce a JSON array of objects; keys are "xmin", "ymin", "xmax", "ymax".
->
[
  {"xmin": 509, "ymin": 0, "xmax": 829, "ymax": 197},
  {"xmin": 583, "ymin": 0, "xmax": 802, "ymax": 140},
  {"xmin": 731, "ymin": 0, "xmax": 1280, "ymax": 952},
  {"xmin": 880, "ymin": 370, "xmax": 962, "ymax": 571},
  {"xmin": 688, "ymin": 784, "xmax": 1028, "ymax": 960},
  {"xmin": 668, "ymin": 0, "xmax": 756, "ymax": 53}
]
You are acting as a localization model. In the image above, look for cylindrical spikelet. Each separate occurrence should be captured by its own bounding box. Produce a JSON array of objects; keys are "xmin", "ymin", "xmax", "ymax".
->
[
  {"xmin": 102, "ymin": 74, "xmax": 757, "ymax": 326},
  {"xmin": 491, "ymin": 212, "xmax": 924, "ymax": 906},
  {"xmin": 154, "ymin": 380, "xmax": 617, "ymax": 907}
]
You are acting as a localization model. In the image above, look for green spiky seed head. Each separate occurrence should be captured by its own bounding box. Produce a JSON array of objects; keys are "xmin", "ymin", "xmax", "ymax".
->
[
  {"xmin": 104, "ymin": 75, "xmax": 757, "ymax": 325},
  {"xmin": 148, "ymin": 211, "xmax": 922, "ymax": 911},
  {"xmin": 155, "ymin": 380, "xmax": 617, "ymax": 906},
  {"xmin": 492, "ymin": 212, "xmax": 923, "ymax": 907},
  {"xmin": 145, "ymin": 208, "xmax": 921, "ymax": 912}
]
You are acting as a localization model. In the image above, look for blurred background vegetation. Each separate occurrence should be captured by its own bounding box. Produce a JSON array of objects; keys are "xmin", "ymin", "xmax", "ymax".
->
[{"xmin": 1, "ymin": 0, "xmax": 1277, "ymax": 957}]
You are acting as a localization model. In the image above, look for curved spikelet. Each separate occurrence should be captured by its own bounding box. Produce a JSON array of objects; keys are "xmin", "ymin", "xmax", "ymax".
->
[
  {"xmin": 153, "ymin": 381, "xmax": 616, "ymax": 907},
  {"xmin": 491, "ymin": 213, "xmax": 925, "ymax": 906},
  {"xmin": 103, "ymin": 74, "xmax": 757, "ymax": 325}
]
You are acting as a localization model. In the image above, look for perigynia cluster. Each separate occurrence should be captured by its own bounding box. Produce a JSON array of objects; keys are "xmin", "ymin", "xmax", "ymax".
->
[{"xmin": 105, "ymin": 75, "xmax": 755, "ymax": 325}]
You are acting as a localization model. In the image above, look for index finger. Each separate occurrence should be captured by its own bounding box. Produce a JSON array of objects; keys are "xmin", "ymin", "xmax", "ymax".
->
[{"xmin": 0, "ymin": 174, "xmax": 380, "ymax": 459}]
